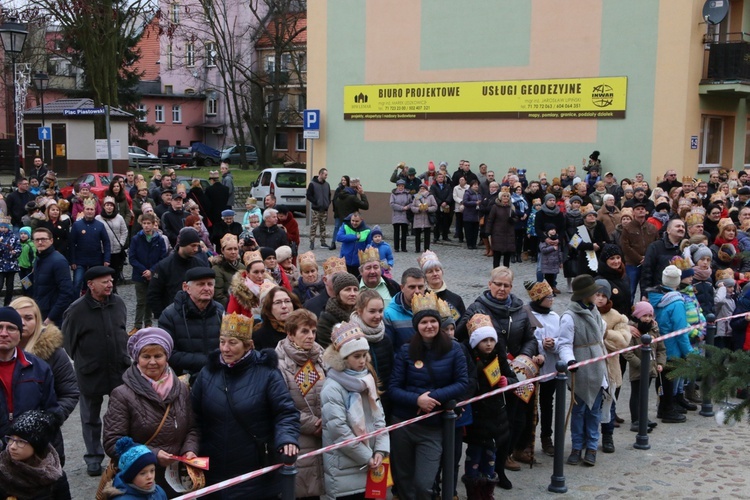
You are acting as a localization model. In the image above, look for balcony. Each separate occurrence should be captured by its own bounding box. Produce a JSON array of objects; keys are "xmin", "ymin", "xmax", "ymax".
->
[
  {"xmin": 265, "ymin": 71, "xmax": 290, "ymax": 86},
  {"xmin": 700, "ymin": 32, "xmax": 750, "ymax": 96}
]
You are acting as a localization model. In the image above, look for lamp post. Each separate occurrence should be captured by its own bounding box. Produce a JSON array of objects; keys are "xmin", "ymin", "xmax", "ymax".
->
[
  {"xmin": 33, "ymin": 72, "xmax": 49, "ymax": 166},
  {"xmin": 0, "ymin": 17, "xmax": 28, "ymax": 179}
]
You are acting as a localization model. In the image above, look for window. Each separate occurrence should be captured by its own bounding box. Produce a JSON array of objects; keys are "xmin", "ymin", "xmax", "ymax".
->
[
  {"xmin": 265, "ymin": 53, "xmax": 292, "ymax": 73},
  {"xmin": 699, "ymin": 115, "xmax": 723, "ymax": 167},
  {"xmin": 206, "ymin": 90, "xmax": 218, "ymax": 115},
  {"xmin": 164, "ymin": 85, "xmax": 173, "ymax": 95},
  {"xmin": 170, "ymin": 2, "xmax": 180, "ymax": 23},
  {"xmin": 274, "ymin": 132, "xmax": 288, "ymax": 151},
  {"xmin": 172, "ymin": 105, "xmax": 182, "ymax": 123},
  {"xmin": 296, "ymin": 133, "xmax": 306, "ymax": 151},
  {"xmin": 155, "ymin": 105, "xmax": 165, "ymax": 123},
  {"xmin": 206, "ymin": 42, "xmax": 216, "ymax": 67},
  {"xmin": 167, "ymin": 43, "xmax": 173, "ymax": 69},
  {"xmin": 186, "ymin": 42, "xmax": 195, "ymax": 67},
  {"xmin": 297, "ymin": 94, "xmax": 306, "ymax": 112},
  {"xmin": 185, "ymin": 88, "xmax": 195, "ymax": 95},
  {"xmin": 279, "ymin": 94, "xmax": 289, "ymax": 111},
  {"xmin": 137, "ymin": 104, "xmax": 147, "ymax": 122},
  {"xmin": 296, "ymin": 52, "xmax": 307, "ymax": 72}
]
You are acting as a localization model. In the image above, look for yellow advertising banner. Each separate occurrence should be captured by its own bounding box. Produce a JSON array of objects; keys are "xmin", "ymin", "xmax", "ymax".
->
[{"xmin": 343, "ymin": 76, "xmax": 627, "ymax": 120}]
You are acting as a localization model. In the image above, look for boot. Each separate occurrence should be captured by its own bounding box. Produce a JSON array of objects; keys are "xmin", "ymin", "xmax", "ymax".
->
[
  {"xmin": 515, "ymin": 252, "xmax": 522, "ymax": 263},
  {"xmin": 513, "ymin": 447, "xmax": 537, "ymax": 466},
  {"xmin": 479, "ymin": 476, "xmax": 496, "ymax": 500},
  {"xmin": 602, "ymin": 434, "xmax": 615, "ymax": 453},
  {"xmin": 503, "ymin": 455, "xmax": 521, "ymax": 471},
  {"xmin": 686, "ymin": 384, "xmax": 702, "ymax": 403},
  {"xmin": 482, "ymin": 237, "xmax": 493, "ymax": 256},
  {"xmin": 491, "ymin": 469, "xmax": 512, "ymax": 491},
  {"xmin": 510, "ymin": 254, "xmax": 517, "ymax": 263},
  {"xmin": 541, "ymin": 436, "xmax": 555, "ymax": 457},
  {"xmin": 675, "ymin": 393, "xmax": 698, "ymax": 411},
  {"xmin": 461, "ymin": 475, "xmax": 482, "ymax": 499}
]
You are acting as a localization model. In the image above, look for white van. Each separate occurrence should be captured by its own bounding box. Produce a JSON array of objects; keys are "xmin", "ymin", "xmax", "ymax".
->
[{"xmin": 251, "ymin": 167, "xmax": 307, "ymax": 211}]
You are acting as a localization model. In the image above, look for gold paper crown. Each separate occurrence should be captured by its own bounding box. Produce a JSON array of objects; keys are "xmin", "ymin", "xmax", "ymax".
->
[
  {"xmin": 436, "ymin": 296, "xmax": 452, "ymax": 320},
  {"xmin": 0, "ymin": 214, "xmax": 10, "ymax": 225},
  {"xmin": 358, "ymin": 246, "xmax": 380, "ymax": 265},
  {"xmin": 670, "ymin": 256, "xmax": 692, "ymax": 271},
  {"xmin": 83, "ymin": 198, "xmax": 97, "ymax": 208},
  {"xmin": 524, "ymin": 279, "xmax": 554, "ymax": 302},
  {"xmin": 220, "ymin": 233, "xmax": 238, "ymax": 249},
  {"xmin": 322, "ymin": 256, "xmax": 347, "ymax": 276},
  {"xmin": 331, "ymin": 322, "xmax": 365, "ymax": 351},
  {"xmin": 716, "ymin": 268, "xmax": 734, "ymax": 281},
  {"xmin": 411, "ymin": 291, "xmax": 439, "ymax": 314},
  {"xmin": 103, "ymin": 196, "xmax": 116, "ymax": 206},
  {"xmin": 718, "ymin": 218, "xmax": 736, "ymax": 233},
  {"xmin": 136, "ymin": 181, "xmax": 148, "ymax": 190},
  {"xmin": 499, "ymin": 186, "xmax": 510, "ymax": 193},
  {"xmin": 507, "ymin": 167, "xmax": 518, "ymax": 174},
  {"xmin": 220, "ymin": 313, "xmax": 254, "ymax": 341},
  {"xmin": 245, "ymin": 197, "xmax": 257, "ymax": 205},
  {"xmin": 298, "ymin": 251, "xmax": 317, "ymax": 270},
  {"xmin": 685, "ymin": 212, "xmax": 704, "ymax": 227},
  {"xmin": 682, "ymin": 175, "xmax": 695, "ymax": 184},
  {"xmin": 690, "ymin": 206, "xmax": 706, "ymax": 216},
  {"xmin": 684, "ymin": 191, "xmax": 698, "ymax": 200},
  {"xmin": 259, "ymin": 280, "xmax": 277, "ymax": 302},
  {"xmin": 417, "ymin": 250, "xmax": 440, "ymax": 270},
  {"xmin": 710, "ymin": 192, "xmax": 725, "ymax": 203},
  {"xmin": 243, "ymin": 250, "xmax": 262, "ymax": 266},
  {"xmin": 467, "ymin": 314, "xmax": 493, "ymax": 334}
]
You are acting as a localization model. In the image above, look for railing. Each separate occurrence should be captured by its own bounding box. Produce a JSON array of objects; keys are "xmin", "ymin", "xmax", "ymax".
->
[{"xmin": 702, "ymin": 32, "xmax": 750, "ymax": 82}]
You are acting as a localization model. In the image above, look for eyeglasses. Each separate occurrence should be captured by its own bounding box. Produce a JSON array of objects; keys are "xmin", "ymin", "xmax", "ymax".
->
[
  {"xmin": 4, "ymin": 436, "xmax": 28, "ymax": 448},
  {"xmin": 0, "ymin": 325, "xmax": 19, "ymax": 334},
  {"xmin": 272, "ymin": 299, "xmax": 293, "ymax": 306},
  {"xmin": 490, "ymin": 281, "xmax": 512, "ymax": 288},
  {"xmin": 32, "ymin": 237, "xmax": 50, "ymax": 242}
]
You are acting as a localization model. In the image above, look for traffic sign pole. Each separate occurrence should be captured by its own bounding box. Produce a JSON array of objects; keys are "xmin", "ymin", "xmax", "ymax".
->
[
  {"xmin": 303, "ymin": 110, "xmax": 321, "ymax": 226},
  {"xmin": 105, "ymin": 105, "xmax": 113, "ymax": 178}
]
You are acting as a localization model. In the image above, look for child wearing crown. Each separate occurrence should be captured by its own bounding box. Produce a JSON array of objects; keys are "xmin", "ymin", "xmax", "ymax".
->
[{"xmin": 462, "ymin": 313, "xmax": 516, "ymax": 496}]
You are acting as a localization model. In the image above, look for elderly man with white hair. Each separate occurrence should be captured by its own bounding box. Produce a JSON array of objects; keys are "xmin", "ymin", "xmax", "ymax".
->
[
  {"xmin": 597, "ymin": 193, "xmax": 622, "ymax": 236},
  {"xmin": 252, "ymin": 207, "xmax": 289, "ymax": 250}
]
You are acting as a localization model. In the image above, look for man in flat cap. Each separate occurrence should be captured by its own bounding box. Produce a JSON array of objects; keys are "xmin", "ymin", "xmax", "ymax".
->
[
  {"xmin": 159, "ymin": 267, "xmax": 223, "ymax": 382},
  {"xmin": 62, "ymin": 266, "xmax": 128, "ymax": 476},
  {"xmin": 147, "ymin": 227, "xmax": 210, "ymax": 320}
]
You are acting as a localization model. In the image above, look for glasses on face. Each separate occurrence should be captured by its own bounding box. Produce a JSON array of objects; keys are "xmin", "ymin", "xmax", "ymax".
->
[
  {"xmin": 490, "ymin": 281, "xmax": 512, "ymax": 288},
  {"xmin": 0, "ymin": 325, "xmax": 19, "ymax": 334},
  {"xmin": 272, "ymin": 299, "xmax": 293, "ymax": 306},
  {"xmin": 33, "ymin": 237, "xmax": 50, "ymax": 242},
  {"xmin": 4, "ymin": 436, "xmax": 28, "ymax": 448}
]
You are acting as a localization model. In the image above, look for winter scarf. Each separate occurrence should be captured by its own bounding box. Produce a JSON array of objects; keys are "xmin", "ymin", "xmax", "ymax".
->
[
  {"xmin": 327, "ymin": 368, "xmax": 383, "ymax": 437},
  {"xmin": 349, "ymin": 311, "xmax": 385, "ymax": 343},
  {"xmin": 138, "ymin": 365, "xmax": 175, "ymax": 401},
  {"xmin": 650, "ymin": 211, "xmax": 670, "ymax": 227},
  {"xmin": 692, "ymin": 267, "xmax": 711, "ymax": 281},
  {"xmin": 325, "ymin": 298, "xmax": 354, "ymax": 323},
  {"xmin": 529, "ymin": 301, "xmax": 551, "ymax": 315},
  {"xmin": 268, "ymin": 265, "xmax": 283, "ymax": 286},
  {"xmin": 714, "ymin": 236, "xmax": 740, "ymax": 252},
  {"xmin": 0, "ymin": 447, "xmax": 62, "ymax": 497},
  {"xmin": 584, "ymin": 218, "xmax": 597, "ymax": 230},
  {"xmin": 100, "ymin": 208, "xmax": 117, "ymax": 220},
  {"xmin": 541, "ymin": 203, "xmax": 560, "ymax": 217}
]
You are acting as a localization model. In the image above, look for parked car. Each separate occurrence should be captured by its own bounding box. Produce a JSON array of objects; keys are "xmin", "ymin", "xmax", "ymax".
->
[
  {"xmin": 60, "ymin": 172, "xmax": 111, "ymax": 201},
  {"xmin": 251, "ymin": 167, "xmax": 307, "ymax": 212},
  {"xmin": 128, "ymin": 146, "xmax": 160, "ymax": 168},
  {"xmin": 158, "ymin": 145, "xmax": 193, "ymax": 165},
  {"xmin": 221, "ymin": 145, "xmax": 258, "ymax": 165},
  {"xmin": 191, "ymin": 143, "xmax": 222, "ymax": 167},
  {"xmin": 175, "ymin": 176, "xmax": 210, "ymax": 192}
]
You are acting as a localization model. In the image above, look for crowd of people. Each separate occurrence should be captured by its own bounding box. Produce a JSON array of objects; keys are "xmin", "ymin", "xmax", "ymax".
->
[{"xmin": 0, "ymin": 153, "xmax": 746, "ymax": 499}]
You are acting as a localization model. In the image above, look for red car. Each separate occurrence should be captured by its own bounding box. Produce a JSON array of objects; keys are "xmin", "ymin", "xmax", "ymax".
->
[{"xmin": 60, "ymin": 172, "xmax": 112, "ymax": 202}]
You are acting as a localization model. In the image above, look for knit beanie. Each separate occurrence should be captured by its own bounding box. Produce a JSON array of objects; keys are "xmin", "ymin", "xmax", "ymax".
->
[
  {"xmin": 260, "ymin": 246, "xmax": 276, "ymax": 262},
  {"xmin": 331, "ymin": 321, "xmax": 369, "ymax": 360},
  {"xmin": 116, "ymin": 437, "xmax": 158, "ymax": 484},
  {"xmin": 371, "ymin": 225, "xmax": 383, "ymax": 237},
  {"xmin": 595, "ymin": 279, "xmax": 612, "ymax": 299},
  {"xmin": 412, "ymin": 309, "xmax": 442, "ymax": 331},
  {"xmin": 599, "ymin": 244, "xmax": 622, "ymax": 263},
  {"xmin": 631, "ymin": 301, "xmax": 654, "ymax": 319},
  {"xmin": 19, "ymin": 226, "xmax": 32, "ymax": 238},
  {"xmin": 0, "ymin": 307, "xmax": 23, "ymax": 332},
  {"xmin": 178, "ymin": 227, "xmax": 201, "ymax": 247},
  {"xmin": 662, "ymin": 265, "xmax": 682, "ymax": 289},
  {"xmin": 333, "ymin": 273, "xmax": 359, "ymax": 296},
  {"xmin": 543, "ymin": 194, "xmax": 556, "ymax": 203},
  {"xmin": 689, "ymin": 244, "xmax": 712, "ymax": 264},
  {"xmin": 569, "ymin": 195, "xmax": 582, "ymax": 205},
  {"xmin": 9, "ymin": 410, "xmax": 58, "ymax": 456}
]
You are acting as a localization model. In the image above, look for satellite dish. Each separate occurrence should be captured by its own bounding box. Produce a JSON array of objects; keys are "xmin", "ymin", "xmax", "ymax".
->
[{"xmin": 703, "ymin": 0, "xmax": 729, "ymax": 25}]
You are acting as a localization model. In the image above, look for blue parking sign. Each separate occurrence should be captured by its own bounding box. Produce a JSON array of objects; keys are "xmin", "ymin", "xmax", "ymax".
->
[{"xmin": 303, "ymin": 110, "xmax": 320, "ymax": 130}]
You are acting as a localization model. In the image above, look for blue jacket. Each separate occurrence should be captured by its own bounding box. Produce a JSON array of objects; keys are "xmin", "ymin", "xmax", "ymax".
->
[
  {"xmin": 105, "ymin": 474, "xmax": 168, "ymax": 499},
  {"xmin": 192, "ymin": 349, "xmax": 300, "ymax": 499},
  {"xmin": 336, "ymin": 218, "xmax": 372, "ymax": 267},
  {"xmin": 384, "ymin": 292, "xmax": 414, "ymax": 353},
  {"xmin": 649, "ymin": 287, "xmax": 693, "ymax": 360},
  {"xmin": 69, "ymin": 217, "xmax": 111, "ymax": 266},
  {"xmin": 32, "ymin": 246, "xmax": 75, "ymax": 325},
  {"xmin": 0, "ymin": 348, "xmax": 62, "ymax": 438},
  {"xmin": 389, "ymin": 342, "xmax": 470, "ymax": 425},
  {"xmin": 372, "ymin": 240, "xmax": 394, "ymax": 267},
  {"xmin": 128, "ymin": 230, "xmax": 168, "ymax": 283},
  {"xmin": 730, "ymin": 287, "xmax": 750, "ymax": 350}
]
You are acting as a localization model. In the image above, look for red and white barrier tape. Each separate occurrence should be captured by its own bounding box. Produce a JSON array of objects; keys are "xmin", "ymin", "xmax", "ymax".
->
[{"xmin": 175, "ymin": 312, "xmax": 745, "ymax": 499}]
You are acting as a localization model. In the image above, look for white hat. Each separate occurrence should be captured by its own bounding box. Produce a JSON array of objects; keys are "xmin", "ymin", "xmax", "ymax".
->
[
  {"xmin": 662, "ymin": 265, "xmax": 681, "ymax": 290},
  {"xmin": 470, "ymin": 326, "xmax": 497, "ymax": 349}
]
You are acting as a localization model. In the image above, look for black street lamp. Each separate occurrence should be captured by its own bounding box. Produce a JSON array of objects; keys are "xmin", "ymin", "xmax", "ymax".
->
[
  {"xmin": 33, "ymin": 72, "xmax": 49, "ymax": 167},
  {"xmin": 0, "ymin": 17, "xmax": 28, "ymax": 179}
]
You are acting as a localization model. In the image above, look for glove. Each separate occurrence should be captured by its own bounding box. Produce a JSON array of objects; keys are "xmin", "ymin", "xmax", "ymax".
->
[
  {"xmin": 498, "ymin": 376, "xmax": 508, "ymax": 388},
  {"xmin": 567, "ymin": 360, "xmax": 578, "ymax": 373}
]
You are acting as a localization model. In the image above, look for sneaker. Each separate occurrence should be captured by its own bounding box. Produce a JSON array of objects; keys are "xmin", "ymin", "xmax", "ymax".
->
[
  {"xmin": 583, "ymin": 449, "xmax": 597, "ymax": 466},
  {"xmin": 566, "ymin": 449, "xmax": 582, "ymax": 465}
]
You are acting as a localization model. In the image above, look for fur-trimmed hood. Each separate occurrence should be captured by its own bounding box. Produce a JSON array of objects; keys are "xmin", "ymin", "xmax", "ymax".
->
[
  {"xmin": 100, "ymin": 481, "xmax": 123, "ymax": 498},
  {"xmin": 27, "ymin": 324, "xmax": 63, "ymax": 361},
  {"xmin": 229, "ymin": 271, "xmax": 259, "ymax": 310}
]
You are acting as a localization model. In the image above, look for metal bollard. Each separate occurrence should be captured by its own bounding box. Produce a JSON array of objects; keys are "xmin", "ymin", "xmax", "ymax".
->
[
  {"xmin": 280, "ymin": 452, "xmax": 298, "ymax": 500},
  {"xmin": 700, "ymin": 313, "xmax": 716, "ymax": 417},
  {"xmin": 441, "ymin": 400, "xmax": 457, "ymax": 500},
  {"xmin": 548, "ymin": 361, "xmax": 568, "ymax": 494},
  {"xmin": 634, "ymin": 334, "xmax": 652, "ymax": 450}
]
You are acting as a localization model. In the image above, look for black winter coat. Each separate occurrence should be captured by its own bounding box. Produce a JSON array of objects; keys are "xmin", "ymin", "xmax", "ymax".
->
[
  {"xmin": 366, "ymin": 335, "xmax": 394, "ymax": 417},
  {"xmin": 640, "ymin": 234, "xmax": 684, "ymax": 292},
  {"xmin": 253, "ymin": 319, "xmax": 288, "ymax": 352},
  {"xmin": 62, "ymin": 293, "xmax": 129, "ymax": 397},
  {"xmin": 252, "ymin": 224, "xmax": 289, "ymax": 250},
  {"xmin": 40, "ymin": 217, "xmax": 71, "ymax": 258},
  {"xmin": 160, "ymin": 291, "xmax": 224, "ymax": 378},
  {"xmin": 692, "ymin": 277, "xmax": 715, "ymax": 318},
  {"xmin": 192, "ymin": 349, "xmax": 300, "ymax": 499},
  {"xmin": 595, "ymin": 262, "xmax": 632, "ymax": 317},
  {"xmin": 457, "ymin": 292, "xmax": 537, "ymax": 359},
  {"xmin": 147, "ymin": 251, "xmax": 211, "ymax": 319},
  {"xmin": 576, "ymin": 221, "xmax": 610, "ymax": 276},
  {"xmin": 204, "ymin": 183, "xmax": 230, "ymax": 227},
  {"xmin": 33, "ymin": 246, "xmax": 75, "ymax": 326}
]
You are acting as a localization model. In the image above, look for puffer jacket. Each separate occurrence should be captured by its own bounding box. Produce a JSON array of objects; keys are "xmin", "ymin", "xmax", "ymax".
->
[
  {"xmin": 211, "ymin": 256, "xmax": 245, "ymax": 308},
  {"xmin": 623, "ymin": 320, "xmax": 666, "ymax": 381},
  {"xmin": 389, "ymin": 341, "xmax": 470, "ymax": 425},
  {"xmin": 336, "ymin": 218, "xmax": 372, "ymax": 267},
  {"xmin": 457, "ymin": 292, "xmax": 537, "ymax": 359},
  {"xmin": 462, "ymin": 189, "xmax": 483, "ymax": 223},
  {"xmin": 32, "ymin": 246, "xmax": 75, "ymax": 326},
  {"xmin": 275, "ymin": 339, "xmax": 326, "ymax": 498},
  {"xmin": 128, "ymin": 229, "xmax": 168, "ymax": 284},
  {"xmin": 101, "ymin": 474, "xmax": 167, "ymax": 499},
  {"xmin": 103, "ymin": 365, "xmax": 199, "ymax": 496},
  {"xmin": 389, "ymin": 189, "xmax": 412, "ymax": 224},
  {"xmin": 383, "ymin": 292, "xmax": 414, "ymax": 353},
  {"xmin": 599, "ymin": 306, "xmax": 631, "ymax": 388},
  {"xmin": 649, "ymin": 287, "xmax": 693, "ymax": 360},
  {"xmin": 96, "ymin": 213, "xmax": 129, "ymax": 255},
  {"xmin": 192, "ymin": 349, "xmax": 300, "ymax": 499},
  {"xmin": 159, "ymin": 291, "xmax": 224, "ymax": 379},
  {"xmin": 410, "ymin": 192, "xmax": 437, "ymax": 229},
  {"xmin": 321, "ymin": 348, "xmax": 389, "ymax": 499},
  {"xmin": 27, "ymin": 325, "xmax": 80, "ymax": 465}
]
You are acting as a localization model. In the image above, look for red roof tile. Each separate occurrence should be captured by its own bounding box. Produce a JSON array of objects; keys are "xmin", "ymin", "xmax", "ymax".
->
[{"xmin": 255, "ymin": 12, "xmax": 306, "ymax": 48}]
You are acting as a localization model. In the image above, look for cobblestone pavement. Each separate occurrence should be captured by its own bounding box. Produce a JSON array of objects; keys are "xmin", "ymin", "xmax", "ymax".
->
[{"xmin": 62, "ymin": 219, "xmax": 750, "ymax": 498}]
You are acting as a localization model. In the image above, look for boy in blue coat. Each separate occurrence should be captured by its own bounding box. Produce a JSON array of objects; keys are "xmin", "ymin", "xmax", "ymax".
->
[{"xmin": 103, "ymin": 437, "xmax": 167, "ymax": 499}]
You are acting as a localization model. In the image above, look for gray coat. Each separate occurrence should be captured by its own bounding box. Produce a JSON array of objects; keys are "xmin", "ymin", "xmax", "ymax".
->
[
  {"xmin": 558, "ymin": 301, "xmax": 607, "ymax": 408},
  {"xmin": 390, "ymin": 189, "xmax": 412, "ymax": 224},
  {"xmin": 410, "ymin": 192, "xmax": 437, "ymax": 229}
]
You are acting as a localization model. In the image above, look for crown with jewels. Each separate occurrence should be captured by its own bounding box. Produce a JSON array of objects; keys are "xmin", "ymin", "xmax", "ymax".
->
[
  {"xmin": 524, "ymin": 280, "xmax": 554, "ymax": 302},
  {"xmin": 83, "ymin": 198, "xmax": 97, "ymax": 208},
  {"xmin": 258, "ymin": 280, "xmax": 277, "ymax": 302},
  {"xmin": 358, "ymin": 246, "xmax": 380, "ymax": 265},
  {"xmin": 682, "ymin": 175, "xmax": 695, "ymax": 184},
  {"xmin": 411, "ymin": 291, "xmax": 439, "ymax": 314},
  {"xmin": 417, "ymin": 250, "xmax": 440, "ymax": 270},
  {"xmin": 220, "ymin": 313, "xmax": 254, "ymax": 341},
  {"xmin": 322, "ymin": 256, "xmax": 347, "ymax": 276},
  {"xmin": 467, "ymin": 314, "xmax": 493, "ymax": 334},
  {"xmin": 0, "ymin": 214, "xmax": 10, "ymax": 226},
  {"xmin": 243, "ymin": 250, "xmax": 262, "ymax": 266},
  {"xmin": 436, "ymin": 296, "xmax": 452, "ymax": 320},
  {"xmin": 685, "ymin": 212, "xmax": 704, "ymax": 227},
  {"xmin": 220, "ymin": 233, "xmax": 238, "ymax": 249},
  {"xmin": 298, "ymin": 251, "xmax": 317, "ymax": 270}
]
